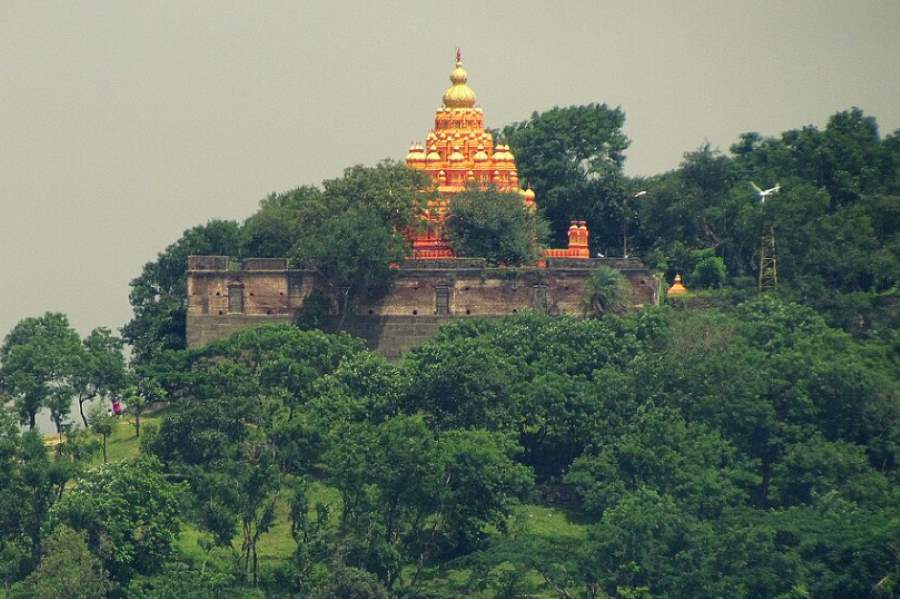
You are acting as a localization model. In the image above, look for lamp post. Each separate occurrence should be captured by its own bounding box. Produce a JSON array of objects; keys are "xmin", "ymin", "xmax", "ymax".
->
[{"xmin": 623, "ymin": 190, "xmax": 646, "ymax": 258}]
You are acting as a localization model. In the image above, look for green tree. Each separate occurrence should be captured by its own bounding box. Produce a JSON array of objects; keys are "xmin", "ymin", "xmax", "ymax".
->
[
  {"xmin": 402, "ymin": 336, "xmax": 520, "ymax": 431},
  {"xmin": 123, "ymin": 219, "xmax": 241, "ymax": 363},
  {"xmin": 294, "ymin": 288, "xmax": 334, "ymax": 332},
  {"xmin": 432, "ymin": 429, "xmax": 533, "ymax": 553},
  {"xmin": 49, "ymin": 456, "xmax": 183, "ymax": 585},
  {"xmin": 582, "ymin": 265, "xmax": 631, "ymax": 317},
  {"xmin": 502, "ymin": 104, "xmax": 629, "ymax": 247},
  {"xmin": 321, "ymin": 415, "xmax": 531, "ymax": 587},
  {"xmin": 126, "ymin": 379, "xmax": 158, "ymax": 439},
  {"xmin": 240, "ymin": 185, "xmax": 322, "ymax": 258},
  {"xmin": 71, "ymin": 327, "xmax": 127, "ymax": 428},
  {"xmin": 289, "ymin": 161, "xmax": 430, "ymax": 318},
  {"xmin": 0, "ymin": 313, "xmax": 82, "ymax": 430},
  {"xmin": 690, "ymin": 249, "xmax": 727, "ymax": 289},
  {"xmin": 445, "ymin": 187, "xmax": 548, "ymax": 264},
  {"xmin": 567, "ymin": 406, "xmax": 750, "ymax": 519},
  {"xmin": 126, "ymin": 559, "xmax": 238, "ymax": 599},
  {"xmin": 8, "ymin": 526, "xmax": 110, "ymax": 599},
  {"xmin": 0, "ymin": 407, "xmax": 79, "ymax": 580},
  {"xmin": 770, "ymin": 435, "xmax": 889, "ymax": 507},
  {"xmin": 88, "ymin": 403, "xmax": 115, "ymax": 463},
  {"xmin": 309, "ymin": 566, "xmax": 389, "ymax": 599}
]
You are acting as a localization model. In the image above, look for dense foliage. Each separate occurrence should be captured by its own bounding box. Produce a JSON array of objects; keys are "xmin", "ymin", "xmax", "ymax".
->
[
  {"xmin": 5, "ymin": 299, "xmax": 896, "ymax": 597},
  {"xmin": 502, "ymin": 103, "xmax": 630, "ymax": 248},
  {"xmin": 2, "ymin": 104, "xmax": 898, "ymax": 597},
  {"xmin": 508, "ymin": 106, "xmax": 898, "ymax": 339},
  {"xmin": 445, "ymin": 187, "xmax": 549, "ymax": 264}
]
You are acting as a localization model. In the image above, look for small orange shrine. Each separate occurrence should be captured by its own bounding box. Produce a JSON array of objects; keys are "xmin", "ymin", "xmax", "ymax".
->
[{"xmin": 404, "ymin": 50, "xmax": 589, "ymax": 260}]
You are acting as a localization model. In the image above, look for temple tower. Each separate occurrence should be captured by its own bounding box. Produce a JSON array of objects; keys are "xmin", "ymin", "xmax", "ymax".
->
[{"xmin": 405, "ymin": 50, "xmax": 534, "ymax": 258}]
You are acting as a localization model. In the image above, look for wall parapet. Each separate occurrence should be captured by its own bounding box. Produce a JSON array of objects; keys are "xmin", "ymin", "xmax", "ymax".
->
[
  {"xmin": 187, "ymin": 255, "xmax": 230, "ymax": 271},
  {"xmin": 186, "ymin": 255, "xmax": 660, "ymax": 354}
]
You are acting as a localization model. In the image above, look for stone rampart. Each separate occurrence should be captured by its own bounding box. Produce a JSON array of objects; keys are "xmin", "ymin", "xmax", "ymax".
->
[{"xmin": 186, "ymin": 256, "xmax": 659, "ymax": 356}]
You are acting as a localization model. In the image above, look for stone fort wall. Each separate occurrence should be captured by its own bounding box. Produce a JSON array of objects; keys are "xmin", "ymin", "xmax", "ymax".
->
[{"xmin": 186, "ymin": 256, "xmax": 659, "ymax": 358}]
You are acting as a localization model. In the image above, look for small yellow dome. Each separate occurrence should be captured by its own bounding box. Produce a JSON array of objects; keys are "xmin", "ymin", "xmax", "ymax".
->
[
  {"xmin": 442, "ymin": 52, "xmax": 477, "ymax": 109},
  {"xmin": 449, "ymin": 145, "xmax": 465, "ymax": 162},
  {"xmin": 667, "ymin": 274, "xmax": 689, "ymax": 297},
  {"xmin": 426, "ymin": 146, "xmax": 441, "ymax": 162},
  {"xmin": 405, "ymin": 143, "xmax": 425, "ymax": 162},
  {"xmin": 492, "ymin": 144, "xmax": 515, "ymax": 162},
  {"xmin": 473, "ymin": 145, "xmax": 488, "ymax": 162},
  {"xmin": 524, "ymin": 187, "xmax": 536, "ymax": 201}
]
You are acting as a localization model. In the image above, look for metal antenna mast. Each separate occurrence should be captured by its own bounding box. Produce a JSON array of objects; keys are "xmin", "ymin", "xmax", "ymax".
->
[
  {"xmin": 758, "ymin": 225, "xmax": 778, "ymax": 290},
  {"xmin": 750, "ymin": 182, "xmax": 781, "ymax": 291}
]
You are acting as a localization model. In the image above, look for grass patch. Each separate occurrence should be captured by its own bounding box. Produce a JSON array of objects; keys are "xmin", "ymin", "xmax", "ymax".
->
[
  {"xmin": 175, "ymin": 480, "xmax": 342, "ymax": 569},
  {"xmin": 403, "ymin": 502, "xmax": 588, "ymax": 597},
  {"xmin": 90, "ymin": 411, "xmax": 165, "ymax": 465}
]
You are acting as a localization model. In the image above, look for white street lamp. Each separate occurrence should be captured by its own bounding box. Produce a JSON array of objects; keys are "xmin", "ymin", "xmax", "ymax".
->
[{"xmin": 623, "ymin": 191, "xmax": 647, "ymax": 258}]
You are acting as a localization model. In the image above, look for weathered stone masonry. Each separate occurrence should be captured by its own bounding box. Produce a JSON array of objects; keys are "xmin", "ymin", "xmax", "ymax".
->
[{"xmin": 186, "ymin": 256, "xmax": 659, "ymax": 358}]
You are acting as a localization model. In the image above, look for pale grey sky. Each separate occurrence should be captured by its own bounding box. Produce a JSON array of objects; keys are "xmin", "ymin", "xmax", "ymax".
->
[{"xmin": 2, "ymin": 0, "xmax": 899, "ymax": 340}]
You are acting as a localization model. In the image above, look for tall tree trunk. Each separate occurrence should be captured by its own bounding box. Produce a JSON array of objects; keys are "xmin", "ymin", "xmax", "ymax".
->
[
  {"xmin": 78, "ymin": 396, "xmax": 89, "ymax": 428},
  {"xmin": 29, "ymin": 411, "xmax": 36, "ymax": 430},
  {"xmin": 102, "ymin": 434, "xmax": 108, "ymax": 463},
  {"xmin": 252, "ymin": 544, "xmax": 259, "ymax": 587},
  {"xmin": 134, "ymin": 412, "xmax": 141, "ymax": 437}
]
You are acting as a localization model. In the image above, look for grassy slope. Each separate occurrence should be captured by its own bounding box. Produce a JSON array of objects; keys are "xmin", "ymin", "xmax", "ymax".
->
[{"xmin": 71, "ymin": 417, "xmax": 588, "ymax": 597}]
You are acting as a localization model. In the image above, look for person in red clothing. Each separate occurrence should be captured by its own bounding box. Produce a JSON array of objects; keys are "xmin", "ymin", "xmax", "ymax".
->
[{"xmin": 112, "ymin": 399, "xmax": 123, "ymax": 416}]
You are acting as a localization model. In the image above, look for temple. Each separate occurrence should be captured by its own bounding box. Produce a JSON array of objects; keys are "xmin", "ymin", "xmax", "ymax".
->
[
  {"xmin": 185, "ymin": 52, "xmax": 657, "ymax": 358},
  {"xmin": 404, "ymin": 50, "xmax": 588, "ymax": 260}
]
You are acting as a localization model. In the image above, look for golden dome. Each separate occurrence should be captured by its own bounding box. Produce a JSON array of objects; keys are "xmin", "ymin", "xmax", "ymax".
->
[
  {"xmin": 426, "ymin": 145, "xmax": 441, "ymax": 162},
  {"xmin": 473, "ymin": 145, "xmax": 488, "ymax": 162},
  {"xmin": 449, "ymin": 146, "xmax": 465, "ymax": 162},
  {"xmin": 442, "ymin": 51, "xmax": 477, "ymax": 109},
  {"xmin": 492, "ymin": 144, "xmax": 515, "ymax": 162},
  {"xmin": 667, "ymin": 274, "xmax": 689, "ymax": 297},
  {"xmin": 523, "ymin": 187, "xmax": 536, "ymax": 201},
  {"xmin": 405, "ymin": 143, "xmax": 425, "ymax": 162}
]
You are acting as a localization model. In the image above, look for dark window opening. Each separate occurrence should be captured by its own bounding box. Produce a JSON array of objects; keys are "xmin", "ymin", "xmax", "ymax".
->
[
  {"xmin": 532, "ymin": 285, "xmax": 549, "ymax": 312},
  {"xmin": 228, "ymin": 285, "xmax": 244, "ymax": 314},
  {"xmin": 435, "ymin": 286, "xmax": 451, "ymax": 315}
]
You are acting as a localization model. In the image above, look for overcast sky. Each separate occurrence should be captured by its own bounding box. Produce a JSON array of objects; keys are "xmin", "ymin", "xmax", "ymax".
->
[{"xmin": 2, "ymin": 0, "xmax": 899, "ymax": 340}]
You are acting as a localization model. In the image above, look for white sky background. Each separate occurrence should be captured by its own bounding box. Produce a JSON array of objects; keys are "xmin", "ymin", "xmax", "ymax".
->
[{"xmin": 1, "ymin": 0, "xmax": 899, "ymax": 340}]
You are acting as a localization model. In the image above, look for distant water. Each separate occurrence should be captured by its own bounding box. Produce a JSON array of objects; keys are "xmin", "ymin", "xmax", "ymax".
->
[{"xmin": 7, "ymin": 397, "xmax": 107, "ymax": 435}]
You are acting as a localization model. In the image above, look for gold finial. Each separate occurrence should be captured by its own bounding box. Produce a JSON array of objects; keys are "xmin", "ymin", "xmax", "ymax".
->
[{"xmin": 443, "ymin": 49, "xmax": 476, "ymax": 109}]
